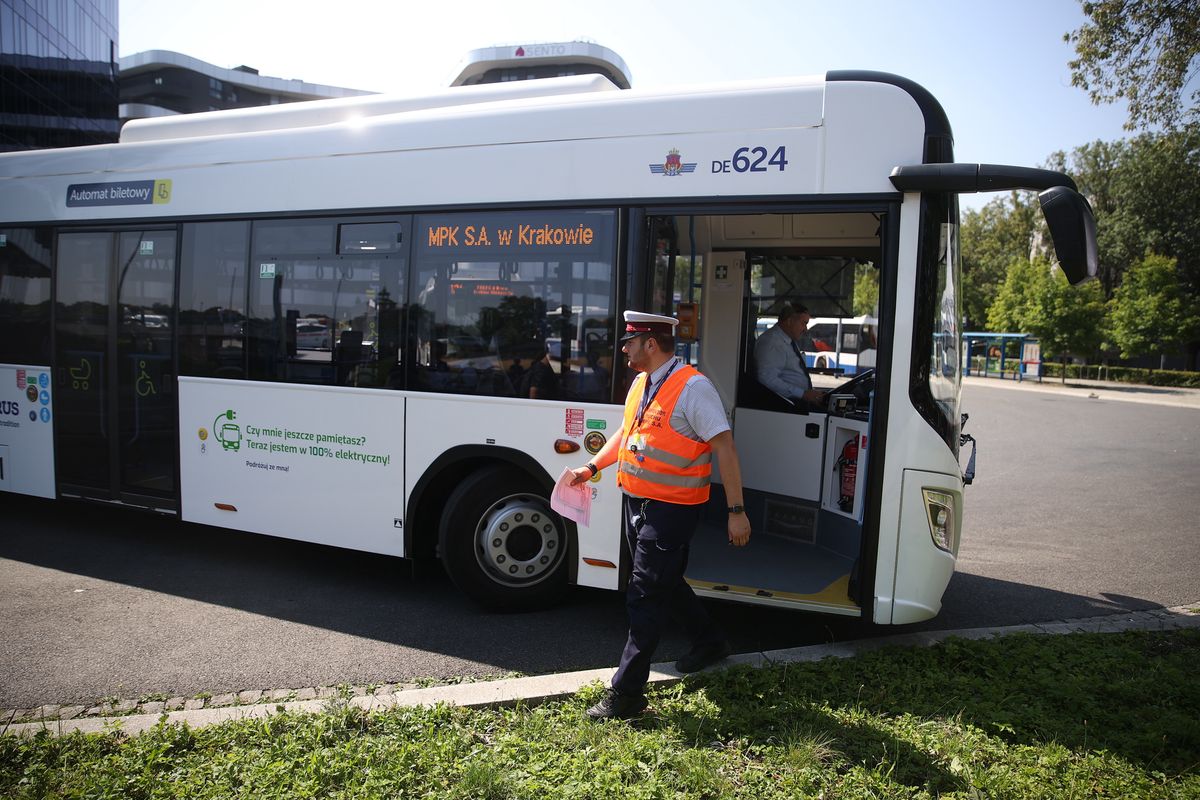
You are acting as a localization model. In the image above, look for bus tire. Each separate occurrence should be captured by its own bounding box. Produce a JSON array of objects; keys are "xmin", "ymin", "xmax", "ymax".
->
[{"xmin": 438, "ymin": 465, "xmax": 569, "ymax": 610}]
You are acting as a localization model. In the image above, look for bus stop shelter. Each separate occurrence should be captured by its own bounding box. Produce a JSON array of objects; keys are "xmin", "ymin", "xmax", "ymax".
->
[{"xmin": 962, "ymin": 332, "xmax": 1042, "ymax": 381}]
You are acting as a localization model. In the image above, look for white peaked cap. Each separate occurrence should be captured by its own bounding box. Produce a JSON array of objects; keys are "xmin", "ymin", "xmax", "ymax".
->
[
  {"xmin": 621, "ymin": 310, "xmax": 679, "ymax": 340},
  {"xmin": 623, "ymin": 310, "xmax": 678, "ymax": 327}
]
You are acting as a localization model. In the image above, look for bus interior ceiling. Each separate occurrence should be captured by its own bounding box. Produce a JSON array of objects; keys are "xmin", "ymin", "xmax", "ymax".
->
[{"xmin": 666, "ymin": 211, "xmax": 881, "ymax": 611}]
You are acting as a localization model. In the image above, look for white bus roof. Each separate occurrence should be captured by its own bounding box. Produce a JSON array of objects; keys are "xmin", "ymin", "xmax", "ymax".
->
[
  {"xmin": 0, "ymin": 71, "xmax": 944, "ymax": 224},
  {"xmin": 118, "ymin": 74, "xmax": 620, "ymax": 144}
]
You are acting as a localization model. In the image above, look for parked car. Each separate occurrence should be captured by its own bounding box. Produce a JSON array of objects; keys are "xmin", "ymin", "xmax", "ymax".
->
[{"xmin": 296, "ymin": 321, "xmax": 331, "ymax": 349}]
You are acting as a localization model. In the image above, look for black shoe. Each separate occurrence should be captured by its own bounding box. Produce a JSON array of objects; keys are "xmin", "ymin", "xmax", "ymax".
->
[
  {"xmin": 586, "ymin": 689, "xmax": 648, "ymax": 720},
  {"xmin": 675, "ymin": 641, "xmax": 733, "ymax": 673}
]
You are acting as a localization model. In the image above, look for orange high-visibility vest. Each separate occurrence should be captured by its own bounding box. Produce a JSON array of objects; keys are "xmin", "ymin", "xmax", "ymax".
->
[{"xmin": 616, "ymin": 364, "xmax": 712, "ymax": 505}]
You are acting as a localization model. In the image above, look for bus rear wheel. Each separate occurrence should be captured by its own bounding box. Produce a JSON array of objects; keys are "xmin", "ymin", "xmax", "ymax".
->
[{"xmin": 438, "ymin": 465, "xmax": 568, "ymax": 610}]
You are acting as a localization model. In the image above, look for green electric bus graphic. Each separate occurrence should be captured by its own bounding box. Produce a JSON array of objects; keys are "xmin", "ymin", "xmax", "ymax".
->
[{"xmin": 213, "ymin": 410, "xmax": 241, "ymax": 452}]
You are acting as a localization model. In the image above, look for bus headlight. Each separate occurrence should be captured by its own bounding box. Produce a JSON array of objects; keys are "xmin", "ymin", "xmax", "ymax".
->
[{"xmin": 922, "ymin": 489, "xmax": 956, "ymax": 553}]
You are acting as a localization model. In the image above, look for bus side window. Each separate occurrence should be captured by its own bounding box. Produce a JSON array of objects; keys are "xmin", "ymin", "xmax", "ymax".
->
[
  {"xmin": 0, "ymin": 227, "xmax": 53, "ymax": 365},
  {"xmin": 243, "ymin": 218, "xmax": 405, "ymax": 388},
  {"xmin": 180, "ymin": 221, "xmax": 248, "ymax": 379},
  {"xmin": 411, "ymin": 210, "xmax": 617, "ymax": 402}
]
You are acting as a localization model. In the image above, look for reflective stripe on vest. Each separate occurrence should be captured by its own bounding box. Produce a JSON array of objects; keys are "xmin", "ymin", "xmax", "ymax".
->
[{"xmin": 616, "ymin": 364, "xmax": 712, "ymax": 505}]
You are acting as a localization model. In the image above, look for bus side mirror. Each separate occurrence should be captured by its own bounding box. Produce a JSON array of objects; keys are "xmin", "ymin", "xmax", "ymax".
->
[
  {"xmin": 888, "ymin": 164, "xmax": 1100, "ymax": 286},
  {"xmin": 1038, "ymin": 186, "xmax": 1098, "ymax": 285}
]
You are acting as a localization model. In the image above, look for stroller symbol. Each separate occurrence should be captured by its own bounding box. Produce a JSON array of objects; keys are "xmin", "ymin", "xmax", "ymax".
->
[{"xmin": 70, "ymin": 359, "xmax": 91, "ymax": 390}]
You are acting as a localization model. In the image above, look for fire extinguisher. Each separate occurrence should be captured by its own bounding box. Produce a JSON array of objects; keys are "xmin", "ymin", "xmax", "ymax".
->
[{"xmin": 835, "ymin": 438, "xmax": 858, "ymax": 512}]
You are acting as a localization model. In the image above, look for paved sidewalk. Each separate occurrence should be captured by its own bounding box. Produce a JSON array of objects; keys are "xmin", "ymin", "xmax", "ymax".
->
[
  {"xmin": 963, "ymin": 374, "xmax": 1200, "ymax": 409},
  {"xmin": 6, "ymin": 602, "xmax": 1197, "ymax": 739}
]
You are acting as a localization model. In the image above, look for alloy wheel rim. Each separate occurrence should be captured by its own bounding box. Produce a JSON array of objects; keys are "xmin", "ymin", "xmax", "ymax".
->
[{"xmin": 474, "ymin": 492, "xmax": 564, "ymax": 587}]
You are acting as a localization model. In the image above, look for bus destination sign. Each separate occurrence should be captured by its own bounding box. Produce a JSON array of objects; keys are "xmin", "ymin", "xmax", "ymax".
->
[{"xmin": 417, "ymin": 211, "xmax": 611, "ymax": 258}]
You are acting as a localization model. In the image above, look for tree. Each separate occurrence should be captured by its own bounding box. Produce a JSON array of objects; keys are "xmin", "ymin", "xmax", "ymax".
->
[
  {"xmin": 1049, "ymin": 126, "xmax": 1200, "ymax": 366},
  {"xmin": 1110, "ymin": 253, "xmax": 1200, "ymax": 366},
  {"xmin": 961, "ymin": 192, "xmax": 1039, "ymax": 330},
  {"xmin": 1044, "ymin": 139, "xmax": 1140, "ymax": 297},
  {"xmin": 986, "ymin": 256, "xmax": 1048, "ymax": 333},
  {"xmin": 1114, "ymin": 127, "xmax": 1200, "ymax": 296},
  {"xmin": 988, "ymin": 257, "xmax": 1107, "ymax": 381},
  {"xmin": 852, "ymin": 262, "xmax": 879, "ymax": 317},
  {"xmin": 1066, "ymin": 0, "xmax": 1200, "ymax": 131},
  {"xmin": 1027, "ymin": 266, "xmax": 1108, "ymax": 381}
]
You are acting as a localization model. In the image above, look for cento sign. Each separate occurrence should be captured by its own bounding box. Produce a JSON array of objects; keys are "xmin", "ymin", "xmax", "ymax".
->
[{"xmin": 514, "ymin": 44, "xmax": 569, "ymax": 57}]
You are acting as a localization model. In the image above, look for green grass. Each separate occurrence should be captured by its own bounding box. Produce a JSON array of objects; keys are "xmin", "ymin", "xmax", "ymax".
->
[{"xmin": 2, "ymin": 630, "xmax": 1197, "ymax": 799}]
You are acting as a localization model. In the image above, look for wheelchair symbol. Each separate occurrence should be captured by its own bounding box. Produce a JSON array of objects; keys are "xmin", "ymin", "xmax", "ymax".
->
[{"xmin": 136, "ymin": 361, "xmax": 157, "ymax": 397}]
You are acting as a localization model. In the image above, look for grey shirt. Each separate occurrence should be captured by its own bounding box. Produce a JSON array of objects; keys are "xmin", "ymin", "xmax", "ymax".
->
[{"xmin": 754, "ymin": 323, "xmax": 812, "ymax": 399}]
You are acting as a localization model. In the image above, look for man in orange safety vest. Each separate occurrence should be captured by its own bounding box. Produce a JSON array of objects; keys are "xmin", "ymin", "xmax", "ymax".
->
[{"xmin": 570, "ymin": 310, "xmax": 751, "ymax": 720}]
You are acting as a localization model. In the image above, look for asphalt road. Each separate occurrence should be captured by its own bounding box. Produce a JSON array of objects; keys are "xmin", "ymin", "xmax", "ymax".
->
[
  {"xmin": 2, "ymin": 380, "xmax": 1197, "ymax": 709},
  {"xmin": 936, "ymin": 379, "xmax": 1200, "ymax": 628}
]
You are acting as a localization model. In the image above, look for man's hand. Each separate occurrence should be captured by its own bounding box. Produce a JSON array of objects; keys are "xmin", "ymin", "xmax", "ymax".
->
[
  {"xmin": 568, "ymin": 466, "xmax": 593, "ymax": 486},
  {"xmin": 802, "ymin": 389, "xmax": 827, "ymax": 406},
  {"xmin": 728, "ymin": 513, "xmax": 751, "ymax": 547}
]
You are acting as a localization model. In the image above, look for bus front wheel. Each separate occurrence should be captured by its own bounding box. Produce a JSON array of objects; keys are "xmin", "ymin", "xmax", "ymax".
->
[{"xmin": 438, "ymin": 465, "xmax": 568, "ymax": 610}]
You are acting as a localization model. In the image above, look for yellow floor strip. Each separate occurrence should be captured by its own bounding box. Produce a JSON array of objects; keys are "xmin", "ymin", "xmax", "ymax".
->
[{"xmin": 687, "ymin": 573, "xmax": 857, "ymax": 608}]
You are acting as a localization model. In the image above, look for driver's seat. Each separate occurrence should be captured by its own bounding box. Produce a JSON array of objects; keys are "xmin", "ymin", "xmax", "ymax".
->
[{"xmin": 737, "ymin": 353, "xmax": 805, "ymax": 414}]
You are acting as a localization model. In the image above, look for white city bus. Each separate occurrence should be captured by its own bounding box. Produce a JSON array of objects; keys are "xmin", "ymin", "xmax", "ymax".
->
[
  {"xmin": 0, "ymin": 72, "xmax": 1096, "ymax": 623},
  {"xmin": 805, "ymin": 315, "xmax": 879, "ymax": 375}
]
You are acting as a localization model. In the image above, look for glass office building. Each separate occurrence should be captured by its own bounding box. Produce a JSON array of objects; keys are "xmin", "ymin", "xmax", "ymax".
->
[{"xmin": 0, "ymin": 0, "xmax": 119, "ymax": 151}]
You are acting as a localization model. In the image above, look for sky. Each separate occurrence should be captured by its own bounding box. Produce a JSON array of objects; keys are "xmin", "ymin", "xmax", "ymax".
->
[{"xmin": 118, "ymin": 0, "xmax": 1132, "ymax": 211}]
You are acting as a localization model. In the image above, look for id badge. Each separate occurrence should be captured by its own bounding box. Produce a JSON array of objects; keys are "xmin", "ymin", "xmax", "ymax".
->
[{"xmin": 627, "ymin": 432, "xmax": 646, "ymax": 452}]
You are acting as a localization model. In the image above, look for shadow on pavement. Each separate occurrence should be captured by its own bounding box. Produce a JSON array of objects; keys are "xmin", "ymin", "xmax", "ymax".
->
[{"xmin": 0, "ymin": 493, "xmax": 1166, "ymax": 672}]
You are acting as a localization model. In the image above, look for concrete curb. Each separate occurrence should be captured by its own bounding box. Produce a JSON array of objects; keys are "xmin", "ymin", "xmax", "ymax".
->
[
  {"xmin": 962, "ymin": 375, "xmax": 1200, "ymax": 410},
  {"xmin": 6, "ymin": 603, "xmax": 1197, "ymax": 739}
]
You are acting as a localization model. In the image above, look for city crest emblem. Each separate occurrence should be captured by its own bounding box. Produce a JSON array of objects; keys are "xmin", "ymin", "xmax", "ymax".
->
[{"xmin": 649, "ymin": 148, "xmax": 696, "ymax": 176}]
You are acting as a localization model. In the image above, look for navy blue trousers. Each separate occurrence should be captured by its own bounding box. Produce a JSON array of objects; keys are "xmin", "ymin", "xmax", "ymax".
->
[{"xmin": 610, "ymin": 495, "xmax": 723, "ymax": 696}]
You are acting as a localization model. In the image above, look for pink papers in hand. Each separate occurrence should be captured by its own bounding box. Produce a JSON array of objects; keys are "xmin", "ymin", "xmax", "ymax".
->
[{"xmin": 550, "ymin": 467, "xmax": 592, "ymax": 527}]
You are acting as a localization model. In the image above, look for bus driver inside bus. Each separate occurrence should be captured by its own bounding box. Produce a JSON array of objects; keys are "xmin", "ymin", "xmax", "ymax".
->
[{"xmin": 755, "ymin": 302, "xmax": 828, "ymax": 407}]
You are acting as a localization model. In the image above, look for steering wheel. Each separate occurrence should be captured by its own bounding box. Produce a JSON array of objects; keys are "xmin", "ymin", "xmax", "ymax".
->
[{"xmin": 826, "ymin": 368, "xmax": 875, "ymax": 412}]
